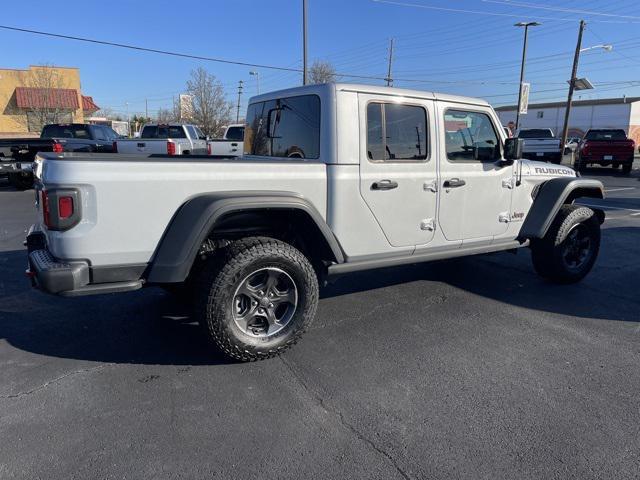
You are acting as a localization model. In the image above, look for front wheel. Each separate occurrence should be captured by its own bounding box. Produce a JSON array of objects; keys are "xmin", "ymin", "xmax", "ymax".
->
[
  {"xmin": 196, "ymin": 237, "xmax": 319, "ymax": 362},
  {"xmin": 530, "ymin": 205, "xmax": 600, "ymax": 284}
]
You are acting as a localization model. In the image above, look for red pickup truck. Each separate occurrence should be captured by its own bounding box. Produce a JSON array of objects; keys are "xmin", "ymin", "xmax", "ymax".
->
[{"xmin": 575, "ymin": 129, "xmax": 635, "ymax": 174}]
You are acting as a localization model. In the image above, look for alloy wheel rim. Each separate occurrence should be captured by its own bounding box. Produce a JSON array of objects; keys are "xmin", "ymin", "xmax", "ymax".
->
[
  {"xmin": 562, "ymin": 224, "xmax": 593, "ymax": 270},
  {"xmin": 232, "ymin": 267, "xmax": 298, "ymax": 337}
]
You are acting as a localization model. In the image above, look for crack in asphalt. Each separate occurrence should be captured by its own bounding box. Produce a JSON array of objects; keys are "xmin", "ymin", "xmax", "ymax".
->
[
  {"xmin": 0, "ymin": 364, "xmax": 109, "ymax": 399},
  {"xmin": 279, "ymin": 355, "xmax": 413, "ymax": 480}
]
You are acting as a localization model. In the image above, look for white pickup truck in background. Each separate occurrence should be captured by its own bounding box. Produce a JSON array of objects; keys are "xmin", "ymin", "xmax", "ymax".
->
[
  {"xmin": 115, "ymin": 124, "xmax": 208, "ymax": 155},
  {"xmin": 208, "ymin": 124, "xmax": 244, "ymax": 157},
  {"xmin": 516, "ymin": 128, "xmax": 562, "ymax": 164}
]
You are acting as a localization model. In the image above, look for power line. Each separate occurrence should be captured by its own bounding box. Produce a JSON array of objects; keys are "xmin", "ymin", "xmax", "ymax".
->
[
  {"xmin": 481, "ymin": 0, "xmax": 640, "ymax": 20},
  {"xmin": 0, "ymin": 24, "xmax": 302, "ymax": 73},
  {"xmin": 370, "ymin": 0, "xmax": 640, "ymax": 23}
]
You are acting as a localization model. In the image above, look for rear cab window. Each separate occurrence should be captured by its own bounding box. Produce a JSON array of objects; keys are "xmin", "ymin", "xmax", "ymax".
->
[
  {"xmin": 517, "ymin": 129, "xmax": 554, "ymax": 139},
  {"xmin": 141, "ymin": 125, "xmax": 187, "ymax": 139},
  {"xmin": 41, "ymin": 124, "xmax": 91, "ymax": 139},
  {"xmin": 585, "ymin": 129, "xmax": 627, "ymax": 141},
  {"xmin": 226, "ymin": 126, "xmax": 245, "ymax": 141},
  {"xmin": 244, "ymin": 94, "xmax": 320, "ymax": 159}
]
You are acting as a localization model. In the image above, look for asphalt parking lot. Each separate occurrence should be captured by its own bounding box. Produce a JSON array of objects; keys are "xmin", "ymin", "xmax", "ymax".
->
[{"xmin": 1, "ymin": 167, "xmax": 639, "ymax": 479}]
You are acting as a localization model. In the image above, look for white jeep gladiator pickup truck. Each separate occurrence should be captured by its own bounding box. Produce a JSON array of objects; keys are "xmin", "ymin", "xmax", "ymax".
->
[
  {"xmin": 26, "ymin": 83, "xmax": 605, "ymax": 362},
  {"xmin": 208, "ymin": 124, "xmax": 244, "ymax": 157},
  {"xmin": 115, "ymin": 123, "xmax": 208, "ymax": 155}
]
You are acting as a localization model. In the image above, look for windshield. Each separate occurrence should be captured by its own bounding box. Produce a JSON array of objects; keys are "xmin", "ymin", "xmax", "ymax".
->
[
  {"xmin": 41, "ymin": 124, "xmax": 90, "ymax": 139},
  {"xmin": 141, "ymin": 125, "xmax": 187, "ymax": 139},
  {"xmin": 517, "ymin": 129, "xmax": 553, "ymax": 139},
  {"xmin": 225, "ymin": 126, "xmax": 244, "ymax": 141},
  {"xmin": 585, "ymin": 129, "xmax": 627, "ymax": 141}
]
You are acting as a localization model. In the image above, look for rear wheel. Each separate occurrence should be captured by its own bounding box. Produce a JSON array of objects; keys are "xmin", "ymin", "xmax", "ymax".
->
[
  {"xmin": 196, "ymin": 236, "xmax": 319, "ymax": 361},
  {"xmin": 622, "ymin": 163, "xmax": 632, "ymax": 175},
  {"xmin": 531, "ymin": 205, "xmax": 600, "ymax": 284}
]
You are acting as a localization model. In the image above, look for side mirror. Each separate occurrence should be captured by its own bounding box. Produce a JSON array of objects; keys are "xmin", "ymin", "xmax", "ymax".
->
[{"xmin": 504, "ymin": 137, "xmax": 524, "ymax": 161}]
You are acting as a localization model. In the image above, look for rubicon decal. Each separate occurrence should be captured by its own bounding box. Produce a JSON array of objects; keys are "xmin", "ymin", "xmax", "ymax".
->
[{"xmin": 534, "ymin": 167, "xmax": 574, "ymax": 176}]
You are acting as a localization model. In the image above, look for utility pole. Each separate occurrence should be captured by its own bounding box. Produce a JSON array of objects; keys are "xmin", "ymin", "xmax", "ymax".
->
[
  {"xmin": 385, "ymin": 38, "xmax": 394, "ymax": 87},
  {"xmin": 145, "ymin": 98, "xmax": 148, "ymax": 119},
  {"xmin": 236, "ymin": 80, "xmax": 244, "ymax": 123},
  {"xmin": 303, "ymin": 0, "xmax": 308, "ymax": 85},
  {"xmin": 514, "ymin": 22, "xmax": 541, "ymax": 130},
  {"xmin": 561, "ymin": 20, "xmax": 586, "ymax": 155}
]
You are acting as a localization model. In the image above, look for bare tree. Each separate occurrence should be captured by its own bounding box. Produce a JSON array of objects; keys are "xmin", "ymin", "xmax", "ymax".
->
[
  {"xmin": 93, "ymin": 107, "xmax": 122, "ymax": 121},
  {"xmin": 155, "ymin": 105, "xmax": 178, "ymax": 124},
  {"xmin": 309, "ymin": 60, "xmax": 338, "ymax": 84},
  {"xmin": 186, "ymin": 68, "xmax": 233, "ymax": 137},
  {"xmin": 25, "ymin": 65, "xmax": 71, "ymax": 132}
]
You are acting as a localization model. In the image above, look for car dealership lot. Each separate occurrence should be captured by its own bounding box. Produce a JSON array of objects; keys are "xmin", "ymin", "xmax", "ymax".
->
[{"xmin": 1, "ymin": 169, "xmax": 639, "ymax": 479}]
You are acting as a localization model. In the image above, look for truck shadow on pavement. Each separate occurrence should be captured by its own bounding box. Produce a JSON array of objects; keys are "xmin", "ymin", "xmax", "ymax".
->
[{"xmin": 0, "ymin": 226, "xmax": 637, "ymax": 365}]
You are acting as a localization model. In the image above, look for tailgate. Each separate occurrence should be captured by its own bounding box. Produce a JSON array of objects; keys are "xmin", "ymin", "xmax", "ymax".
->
[
  {"xmin": 522, "ymin": 139, "xmax": 560, "ymax": 152},
  {"xmin": 117, "ymin": 139, "xmax": 166, "ymax": 154}
]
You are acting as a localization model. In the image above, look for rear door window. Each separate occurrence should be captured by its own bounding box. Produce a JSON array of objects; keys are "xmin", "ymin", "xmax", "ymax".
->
[{"xmin": 366, "ymin": 103, "xmax": 428, "ymax": 162}]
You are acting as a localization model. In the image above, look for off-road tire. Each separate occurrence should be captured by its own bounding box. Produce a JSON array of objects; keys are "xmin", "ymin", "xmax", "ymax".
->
[
  {"xmin": 195, "ymin": 236, "xmax": 319, "ymax": 362},
  {"xmin": 530, "ymin": 205, "xmax": 600, "ymax": 284},
  {"xmin": 622, "ymin": 163, "xmax": 632, "ymax": 175}
]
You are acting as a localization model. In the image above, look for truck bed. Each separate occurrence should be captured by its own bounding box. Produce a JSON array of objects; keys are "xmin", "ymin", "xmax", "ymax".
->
[{"xmin": 34, "ymin": 153, "xmax": 327, "ymax": 267}]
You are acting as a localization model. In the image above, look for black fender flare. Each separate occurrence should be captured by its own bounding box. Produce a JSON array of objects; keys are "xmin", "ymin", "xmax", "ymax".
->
[
  {"xmin": 519, "ymin": 177, "xmax": 605, "ymax": 240},
  {"xmin": 146, "ymin": 191, "xmax": 344, "ymax": 283}
]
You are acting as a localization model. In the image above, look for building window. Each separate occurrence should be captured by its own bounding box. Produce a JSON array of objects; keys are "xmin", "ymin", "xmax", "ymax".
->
[{"xmin": 537, "ymin": 111, "xmax": 544, "ymax": 119}]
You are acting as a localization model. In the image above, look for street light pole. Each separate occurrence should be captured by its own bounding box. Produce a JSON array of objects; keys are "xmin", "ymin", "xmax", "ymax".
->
[
  {"xmin": 250, "ymin": 71, "xmax": 260, "ymax": 94},
  {"xmin": 303, "ymin": 0, "xmax": 308, "ymax": 85},
  {"xmin": 514, "ymin": 21, "xmax": 540, "ymax": 131},
  {"xmin": 560, "ymin": 20, "xmax": 586, "ymax": 155}
]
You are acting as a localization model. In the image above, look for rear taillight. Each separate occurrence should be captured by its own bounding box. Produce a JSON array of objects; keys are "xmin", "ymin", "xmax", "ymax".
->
[
  {"xmin": 581, "ymin": 142, "xmax": 590, "ymax": 155},
  {"xmin": 52, "ymin": 142, "xmax": 63, "ymax": 153},
  {"xmin": 40, "ymin": 189, "xmax": 80, "ymax": 231},
  {"xmin": 58, "ymin": 196, "xmax": 74, "ymax": 219},
  {"xmin": 207, "ymin": 143, "xmax": 212, "ymax": 155},
  {"xmin": 167, "ymin": 141, "xmax": 176, "ymax": 155},
  {"xmin": 112, "ymin": 141, "xmax": 118, "ymax": 153}
]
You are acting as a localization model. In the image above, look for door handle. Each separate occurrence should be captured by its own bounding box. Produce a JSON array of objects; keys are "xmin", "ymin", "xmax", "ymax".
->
[
  {"xmin": 371, "ymin": 179, "xmax": 398, "ymax": 190},
  {"xmin": 443, "ymin": 178, "xmax": 466, "ymax": 188}
]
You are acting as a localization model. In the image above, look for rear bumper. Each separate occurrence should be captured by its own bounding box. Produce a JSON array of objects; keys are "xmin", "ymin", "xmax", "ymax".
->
[
  {"xmin": 579, "ymin": 154, "xmax": 634, "ymax": 164},
  {"xmin": 26, "ymin": 226, "xmax": 143, "ymax": 297}
]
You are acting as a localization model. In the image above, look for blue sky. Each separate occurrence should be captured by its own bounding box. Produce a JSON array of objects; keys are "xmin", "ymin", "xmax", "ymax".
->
[{"xmin": 2, "ymin": 0, "xmax": 639, "ymax": 117}]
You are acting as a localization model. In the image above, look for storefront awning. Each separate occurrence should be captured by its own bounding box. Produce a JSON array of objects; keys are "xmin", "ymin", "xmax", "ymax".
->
[{"xmin": 15, "ymin": 87, "xmax": 80, "ymax": 109}]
